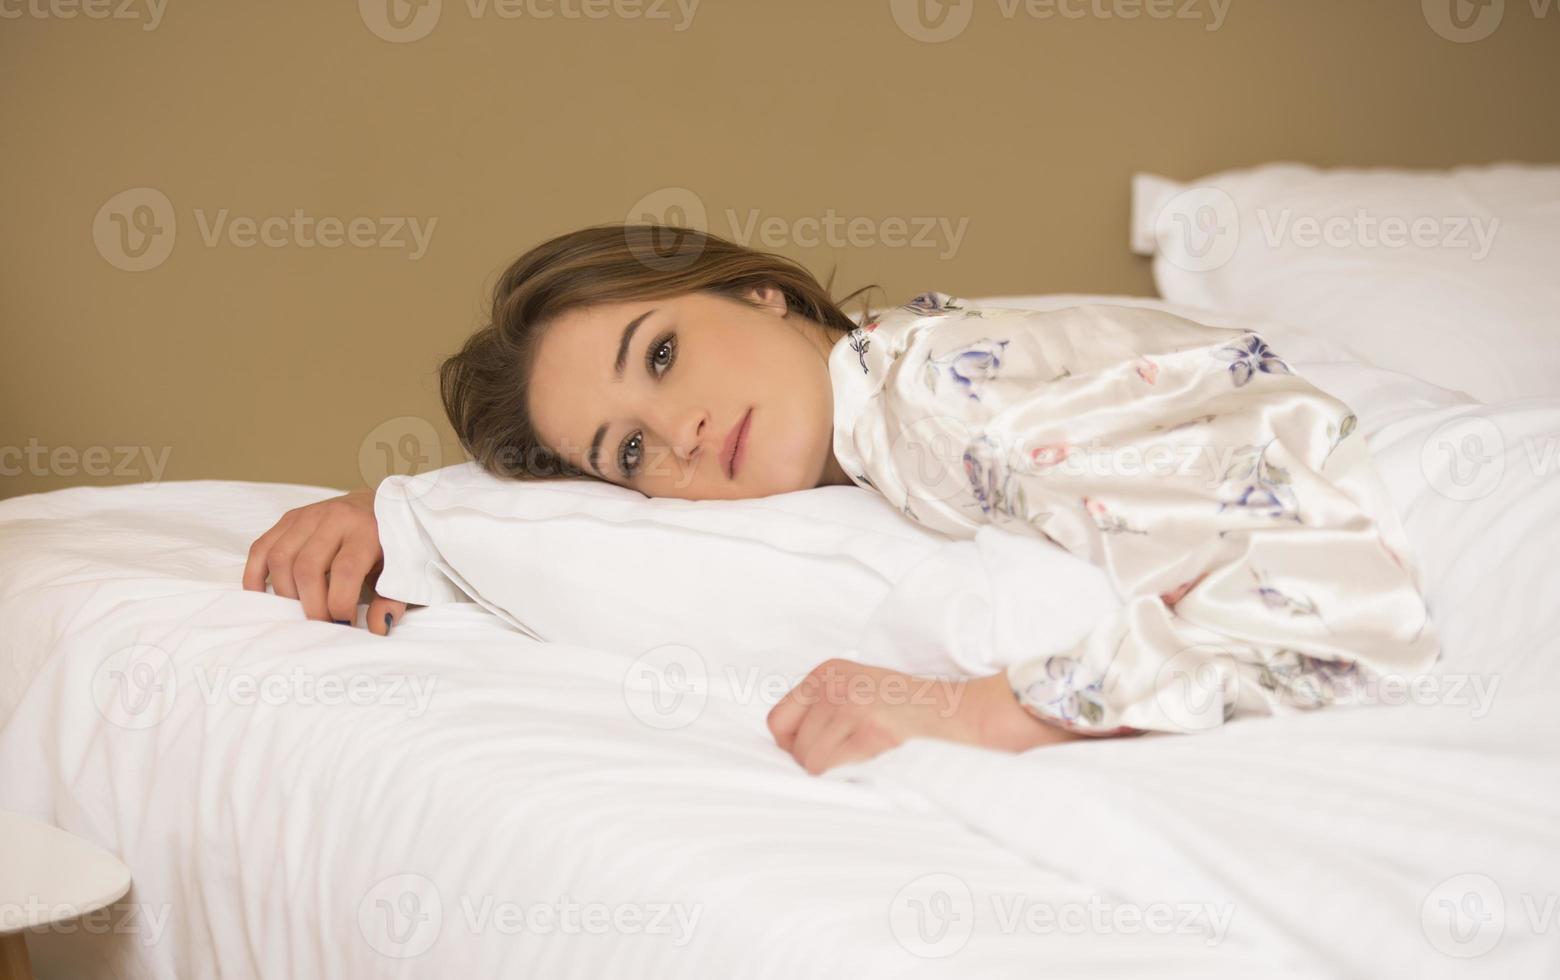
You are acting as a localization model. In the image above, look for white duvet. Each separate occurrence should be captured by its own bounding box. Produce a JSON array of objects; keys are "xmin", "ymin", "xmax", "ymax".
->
[{"xmin": 2, "ymin": 344, "xmax": 1558, "ymax": 978}]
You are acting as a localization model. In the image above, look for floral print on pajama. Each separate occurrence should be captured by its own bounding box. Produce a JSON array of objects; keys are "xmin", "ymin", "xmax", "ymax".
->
[{"xmin": 827, "ymin": 292, "xmax": 1440, "ymax": 736}]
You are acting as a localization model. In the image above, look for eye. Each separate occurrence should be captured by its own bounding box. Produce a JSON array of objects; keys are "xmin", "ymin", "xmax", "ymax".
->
[
  {"xmin": 618, "ymin": 431, "xmax": 643, "ymax": 477},
  {"xmin": 646, "ymin": 331, "xmax": 676, "ymax": 377}
]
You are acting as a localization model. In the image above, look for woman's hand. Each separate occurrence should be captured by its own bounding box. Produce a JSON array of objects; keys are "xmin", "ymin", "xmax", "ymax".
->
[
  {"xmin": 766, "ymin": 658, "xmax": 1087, "ymax": 775},
  {"xmin": 242, "ymin": 488, "xmax": 408, "ymax": 635}
]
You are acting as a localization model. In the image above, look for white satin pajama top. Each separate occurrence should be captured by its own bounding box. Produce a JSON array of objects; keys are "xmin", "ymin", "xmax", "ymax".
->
[{"xmin": 827, "ymin": 292, "xmax": 1441, "ymax": 736}]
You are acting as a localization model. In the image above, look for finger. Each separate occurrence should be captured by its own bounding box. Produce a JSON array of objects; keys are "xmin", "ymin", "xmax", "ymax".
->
[
  {"xmin": 366, "ymin": 594, "xmax": 408, "ymax": 636},
  {"xmin": 800, "ymin": 714, "xmax": 859, "ymax": 776},
  {"xmin": 242, "ymin": 518, "xmax": 292, "ymax": 592},
  {"xmin": 358, "ymin": 559, "xmax": 385, "ymax": 607},
  {"xmin": 788, "ymin": 700, "xmax": 838, "ymax": 768},
  {"xmin": 766, "ymin": 672, "xmax": 825, "ymax": 752},
  {"xmin": 264, "ymin": 511, "xmax": 322, "ymax": 601},
  {"xmin": 291, "ymin": 535, "xmax": 341, "ymax": 622},
  {"xmin": 325, "ymin": 541, "xmax": 380, "ymax": 624}
]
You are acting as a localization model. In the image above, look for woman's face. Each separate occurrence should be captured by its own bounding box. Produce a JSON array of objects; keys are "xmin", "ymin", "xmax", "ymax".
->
[{"xmin": 526, "ymin": 286, "xmax": 851, "ymax": 500}]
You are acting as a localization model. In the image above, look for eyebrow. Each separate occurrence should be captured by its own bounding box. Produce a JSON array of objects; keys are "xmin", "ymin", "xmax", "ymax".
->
[{"xmin": 587, "ymin": 308, "xmax": 656, "ymax": 478}]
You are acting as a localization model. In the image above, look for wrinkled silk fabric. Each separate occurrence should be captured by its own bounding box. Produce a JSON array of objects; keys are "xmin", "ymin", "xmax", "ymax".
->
[{"xmin": 827, "ymin": 292, "xmax": 1440, "ymax": 736}]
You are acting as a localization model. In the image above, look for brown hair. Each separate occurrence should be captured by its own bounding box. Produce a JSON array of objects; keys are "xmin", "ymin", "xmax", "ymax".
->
[{"xmin": 439, "ymin": 223, "xmax": 879, "ymax": 481}]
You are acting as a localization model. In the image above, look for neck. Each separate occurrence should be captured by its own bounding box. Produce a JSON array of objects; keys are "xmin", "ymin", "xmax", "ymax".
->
[
  {"xmin": 811, "ymin": 321, "xmax": 861, "ymax": 490},
  {"xmin": 792, "ymin": 316, "xmax": 857, "ymax": 489},
  {"xmin": 817, "ymin": 446, "xmax": 856, "ymax": 488}
]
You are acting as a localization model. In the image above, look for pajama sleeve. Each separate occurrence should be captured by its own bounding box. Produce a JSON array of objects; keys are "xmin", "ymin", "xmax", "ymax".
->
[{"xmin": 838, "ymin": 296, "xmax": 1441, "ymax": 736}]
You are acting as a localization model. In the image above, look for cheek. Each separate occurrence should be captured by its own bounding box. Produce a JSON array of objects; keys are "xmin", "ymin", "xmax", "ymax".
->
[{"xmin": 771, "ymin": 358, "xmax": 835, "ymax": 465}]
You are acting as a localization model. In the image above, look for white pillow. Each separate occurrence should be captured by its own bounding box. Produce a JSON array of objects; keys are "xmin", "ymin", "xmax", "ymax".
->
[
  {"xmin": 1130, "ymin": 162, "xmax": 1560, "ymax": 404},
  {"xmin": 373, "ymin": 461, "xmax": 1121, "ymax": 679}
]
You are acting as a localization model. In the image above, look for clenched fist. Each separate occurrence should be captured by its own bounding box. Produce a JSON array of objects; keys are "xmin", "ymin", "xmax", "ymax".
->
[
  {"xmin": 766, "ymin": 657, "xmax": 1087, "ymax": 775},
  {"xmin": 242, "ymin": 488, "xmax": 408, "ymax": 635}
]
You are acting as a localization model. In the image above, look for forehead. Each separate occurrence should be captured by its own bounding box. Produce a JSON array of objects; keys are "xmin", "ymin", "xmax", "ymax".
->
[{"xmin": 535, "ymin": 298, "xmax": 653, "ymax": 369}]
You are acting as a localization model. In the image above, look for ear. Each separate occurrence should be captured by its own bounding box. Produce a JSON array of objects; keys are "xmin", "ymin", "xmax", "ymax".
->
[{"xmin": 745, "ymin": 283, "xmax": 789, "ymax": 317}]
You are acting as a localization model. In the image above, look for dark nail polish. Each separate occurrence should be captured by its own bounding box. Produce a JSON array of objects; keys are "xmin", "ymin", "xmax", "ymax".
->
[
  {"xmin": 384, "ymin": 612, "xmax": 394, "ymax": 633},
  {"xmin": 333, "ymin": 619, "xmax": 350, "ymax": 626}
]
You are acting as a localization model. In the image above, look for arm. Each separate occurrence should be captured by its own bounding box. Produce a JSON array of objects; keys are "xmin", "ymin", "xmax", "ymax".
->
[
  {"xmin": 877, "ymin": 301, "xmax": 1439, "ymax": 735},
  {"xmin": 770, "ymin": 298, "xmax": 1438, "ymax": 772}
]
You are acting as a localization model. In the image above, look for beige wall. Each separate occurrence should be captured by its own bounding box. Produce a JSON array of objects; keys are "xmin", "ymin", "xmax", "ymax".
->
[{"xmin": 2, "ymin": 0, "xmax": 1557, "ymax": 499}]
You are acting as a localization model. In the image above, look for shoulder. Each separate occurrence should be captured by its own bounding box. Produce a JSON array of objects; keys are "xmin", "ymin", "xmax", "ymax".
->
[{"xmin": 829, "ymin": 290, "xmax": 960, "ymax": 378}]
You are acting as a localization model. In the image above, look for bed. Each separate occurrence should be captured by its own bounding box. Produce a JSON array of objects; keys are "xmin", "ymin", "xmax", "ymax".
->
[{"xmin": 4, "ymin": 300, "xmax": 1558, "ymax": 979}]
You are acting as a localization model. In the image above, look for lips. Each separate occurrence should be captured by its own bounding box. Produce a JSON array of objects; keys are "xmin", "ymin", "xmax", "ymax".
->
[{"xmin": 722, "ymin": 408, "xmax": 752, "ymax": 479}]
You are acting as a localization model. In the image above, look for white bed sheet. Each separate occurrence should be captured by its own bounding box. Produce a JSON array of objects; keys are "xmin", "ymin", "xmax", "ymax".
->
[
  {"xmin": 3, "ymin": 321, "xmax": 1558, "ymax": 978},
  {"xmin": 0, "ymin": 482, "xmax": 1297, "ymax": 979}
]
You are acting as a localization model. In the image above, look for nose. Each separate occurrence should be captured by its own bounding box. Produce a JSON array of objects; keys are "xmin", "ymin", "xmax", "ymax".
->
[{"xmin": 647, "ymin": 404, "xmax": 710, "ymax": 466}]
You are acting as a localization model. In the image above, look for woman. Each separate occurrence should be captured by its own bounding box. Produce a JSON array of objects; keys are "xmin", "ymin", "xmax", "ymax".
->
[{"xmin": 243, "ymin": 224, "xmax": 1439, "ymax": 775}]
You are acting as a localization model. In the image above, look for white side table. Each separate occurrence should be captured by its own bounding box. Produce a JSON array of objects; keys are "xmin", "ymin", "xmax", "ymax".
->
[{"xmin": 0, "ymin": 810, "xmax": 132, "ymax": 980}]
